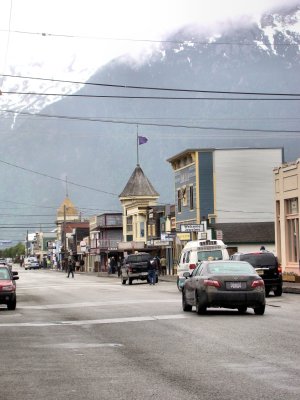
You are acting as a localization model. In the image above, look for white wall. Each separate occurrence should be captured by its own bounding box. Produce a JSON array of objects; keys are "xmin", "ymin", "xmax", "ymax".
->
[
  {"xmin": 228, "ymin": 244, "xmax": 276, "ymax": 255},
  {"xmin": 214, "ymin": 149, "xmax": 282, "ymax": 223}
]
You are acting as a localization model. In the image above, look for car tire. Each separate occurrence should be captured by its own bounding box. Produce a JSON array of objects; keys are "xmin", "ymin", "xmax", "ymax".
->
[
  {"xmin": 182, "ymin": 291, "xmax": 192, "ymax": 312},
  {"xmin": 254, "ymin": 305, "xmax": 265, "ymax": 315},
  {"xmin": 7, "ymin": 297, "xmax": 16, "ymax": 310},
  {"xmin": 195, "ymin": 293, "xmax": 206, "ymax": 315},
  {"xmin": 177, "ymin": 278, "xmax": 182, "ymax": 292},
  {"xmin": 237, "ymin": 306, "xmax": 247, "ymax": 314},
  {"xmin": 128, "ymin": 278, "xmax": 133, "ymax": 285},
  {"xmin": 121, "ymin": 275, "xmax": 126, "ymax": 285},
  {"xmin": 274, "ymin": 286, "xmax": 282, "ymax": 297}
]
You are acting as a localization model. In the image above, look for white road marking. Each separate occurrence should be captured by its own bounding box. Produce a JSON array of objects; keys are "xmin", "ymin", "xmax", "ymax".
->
[{"xmin": 0, "ymin": 314, "xmax": 188, "ymax": 328}]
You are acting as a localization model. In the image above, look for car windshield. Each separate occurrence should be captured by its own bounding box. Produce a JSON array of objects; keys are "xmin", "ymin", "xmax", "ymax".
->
[
  {"xmin": 197, "ymin": 250, "xmax": 222, "ymax": 262},
  {"xmin": 207, "ymin": 262, "xmax": 255, "ymax": 274},
  {"xmin": 0, "ymin": 268, "xmax": 10, "ymax": 280},
  {"xmin": 240, "ymin": 253, "xmax": 277, "ymax": 267}
]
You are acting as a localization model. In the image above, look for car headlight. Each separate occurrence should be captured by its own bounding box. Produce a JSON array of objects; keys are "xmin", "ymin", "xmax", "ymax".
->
[{"xmin": 2, "ymin": 285, "xmax": 14, "ymax": 291}]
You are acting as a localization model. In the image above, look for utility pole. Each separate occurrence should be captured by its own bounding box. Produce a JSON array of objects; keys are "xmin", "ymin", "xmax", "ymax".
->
[
  {"xmin": 26, "ymin": 230, "xmax": 28, "ymax": 257},
  {"xmin": 63, "ymin": 205, "xmax": 67, "ymax": 262}
]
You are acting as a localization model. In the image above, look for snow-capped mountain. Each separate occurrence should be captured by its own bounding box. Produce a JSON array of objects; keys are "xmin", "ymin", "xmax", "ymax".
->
[{"xmin": 0, "ymin": 5, "xmax": 299, "ymax": 241}]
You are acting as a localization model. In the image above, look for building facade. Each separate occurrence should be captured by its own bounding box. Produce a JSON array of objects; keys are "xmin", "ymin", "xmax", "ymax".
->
[
  {"xmin": 274, "ymin": 159, "xmax": 300, "ymax": 274},
  {"xmin": 167, "ymin": 148, "xmax": 283, "ymax": 249}
]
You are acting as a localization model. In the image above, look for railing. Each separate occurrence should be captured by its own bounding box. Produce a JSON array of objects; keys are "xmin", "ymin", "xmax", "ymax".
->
[{"xmin": 90, "ymin": 239, "xmax": 120, "ymax": 250}]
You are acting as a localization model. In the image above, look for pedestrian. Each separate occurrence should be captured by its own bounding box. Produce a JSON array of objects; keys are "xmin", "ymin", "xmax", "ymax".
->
[
  {"xmin": 80, "ymin": 258, "xmax": 85, "ymax": 272},
  {"xmin": 147, "ymin": 258, "xmax": 157, "ymax": 285},
  {"xmin": 117, "ymin": 258, "xmax": 122, "ymax": 277},
  {"xmin": 160, "ymin": 256, "xmax": 167, "ymax": 275},
  {"xmin": 154, "ymin": 256, "xmax": 161, "ymax": 275},
  {"xmin": 75, "ymin": 259, "xmax": 80, "ymax": 271},
  {"xmin": 67, "ymin": 258, "xmax": 75, "ymax": 278},
  {"xmin": 109, "ymin": 257, "xmax": 117, "ymax": 274}
]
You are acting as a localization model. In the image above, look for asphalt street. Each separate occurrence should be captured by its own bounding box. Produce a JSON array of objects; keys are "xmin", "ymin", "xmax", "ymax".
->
[{"xmin": 0, "ymin": 267, "xmax": 299, "ymax": 400}]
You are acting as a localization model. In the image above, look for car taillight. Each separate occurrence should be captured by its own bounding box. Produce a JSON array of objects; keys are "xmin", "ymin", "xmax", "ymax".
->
[
  {"xmin": 278, "ymin": 265, "xmax": 282, "ymax": 274},
  {"xmin": 204, "ymin": 279, "xmax": 221, "ymax": 288},
  {"xmin": 251, "ymin": 280, "xmax": 264, "ymax": 288},
  {"xmin": 189, "ymin": 264, "xmax": 197, "ymax": 270}
]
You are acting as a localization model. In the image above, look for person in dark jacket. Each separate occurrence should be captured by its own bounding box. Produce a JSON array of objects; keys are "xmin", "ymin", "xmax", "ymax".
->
[
  {"xmin": 67, "ymin": 259, "xmax": 75, "ymax": 278},
  {"xmin": 147, "ymin": 258, "xmax": 157, "ymax": 285}
]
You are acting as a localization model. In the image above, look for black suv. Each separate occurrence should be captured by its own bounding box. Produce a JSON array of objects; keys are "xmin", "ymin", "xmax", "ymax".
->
[{"xmin": 231, "ymin": 251, "xmax": 282, "ymax": 296}]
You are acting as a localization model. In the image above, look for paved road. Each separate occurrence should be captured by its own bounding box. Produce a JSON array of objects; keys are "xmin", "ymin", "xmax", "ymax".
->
[{"xmin": 1, "ymin": 267, "xmax": 299, "ymax": 400}]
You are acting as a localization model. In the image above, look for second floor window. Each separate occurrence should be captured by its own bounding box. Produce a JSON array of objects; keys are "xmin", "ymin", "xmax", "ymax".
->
[{"xmin": 190, "ymin": 185, "xmax": 194, "ymax": 210}]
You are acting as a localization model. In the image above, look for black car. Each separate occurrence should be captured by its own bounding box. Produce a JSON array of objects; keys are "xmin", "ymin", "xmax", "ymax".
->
[
  {"xmin": 231, "ymin": 251, "xmax": 282, "ymax": 296},
  {"xmin": 121, "ymin": 253, "xmax": 158, "ymax": 285},
  {"xmin": 182, "ymin": 260, "xmax": 266, "ymax": 315},
  {"xmin": 0, "ymin": 266, "xmax": 19, "ymax": 310}
]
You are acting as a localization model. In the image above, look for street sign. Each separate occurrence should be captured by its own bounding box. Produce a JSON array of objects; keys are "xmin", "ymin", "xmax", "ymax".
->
[{"xmin": 180, "ymin": 224, "xmax": 204, "ymax": 233}]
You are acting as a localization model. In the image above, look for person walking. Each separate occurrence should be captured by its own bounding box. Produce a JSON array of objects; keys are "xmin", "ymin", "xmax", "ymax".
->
[
  {"xmin": 147, "ymin": 258, "xmax": 157, "ymax": 285},
  {"xmin": 160, "ymin": 256, "xmax": 167, "ymax": 275},
  {"xmin": 67, "ymin": 258, "xmax": 75, "ymax": 278},
  {"xmin": 80, "ymin": 258, "xmax": 85, "ymax": 272}
]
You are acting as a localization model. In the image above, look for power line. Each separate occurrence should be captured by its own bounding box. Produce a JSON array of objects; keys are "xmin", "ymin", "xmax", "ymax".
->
[
  {"xmin": 3, "ymin": 90, "xmax": 300, "ymax": 100},
  {"xmin": 1, "ymin": 74, "xmax": 300, "ymax": 96},
  {"xmin": 0, "ymin": 159, "xmax": 118, "ymax": 197},
  {"xmin": 1, "ymin": 109, "xmax": 300, "ymax": 133},
  {"xmin": 0, "ymin": 29, "xmax": 299, "ymax": 47}
]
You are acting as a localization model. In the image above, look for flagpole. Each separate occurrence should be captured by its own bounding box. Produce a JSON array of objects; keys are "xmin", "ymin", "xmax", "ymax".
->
[{"xmin": 136, "ymin": 124, "xmax": 139, "ymax": 165}]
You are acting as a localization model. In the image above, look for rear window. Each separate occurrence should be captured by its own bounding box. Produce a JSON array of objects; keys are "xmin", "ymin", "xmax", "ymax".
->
[
  {"xmin": 207, "ymin": 262, "xmax": 255, "ymax": 274},
  {"xmin": 197, "ymin": 250, "xmax": 223, "ymax": 262},
  {"xmin": 240, "ymin": 253, "xmax": 277, "ymax": 267},
  {"xmin": 126, "ymin": 254, "xmax": 151, "ymax": 263}
]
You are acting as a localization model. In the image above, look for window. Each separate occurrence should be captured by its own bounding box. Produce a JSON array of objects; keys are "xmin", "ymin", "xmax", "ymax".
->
[
  {"xmin": 177, "ymin": 189, "xmax": 182, "ymax": 213},
  {"xmin": 285, "ymin": 198, "xmax": 299, "ymax": 263},
  {"xmin": 189, "ymin": 185, "xmax": 194, "ymax": 210},
  {"xmin": 140, "ymin": 222, "xmax": 145, "ymax": 238},
  {"xmin": 126, "ymin": 216, "xmax": 133, "ymax": 233},
  {"xmin": 182, "ymin": 186, "xmax": 188, "ymax": 206}
]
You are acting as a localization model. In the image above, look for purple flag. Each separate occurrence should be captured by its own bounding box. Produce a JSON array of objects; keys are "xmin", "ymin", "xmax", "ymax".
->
[{"xmin": 138, "ymin": 136, "xmax": 148, "ymax": 145}]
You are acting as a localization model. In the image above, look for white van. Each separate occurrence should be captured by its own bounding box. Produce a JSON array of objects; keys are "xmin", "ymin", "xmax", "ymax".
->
[{"xmin": 177, "ymin": 240, "xmax": 229, "ymax": 290}]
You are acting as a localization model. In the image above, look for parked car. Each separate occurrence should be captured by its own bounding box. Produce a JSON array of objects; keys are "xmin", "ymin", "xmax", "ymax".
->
[
  {"xmin": 24, "ymin": 257, "xmax": 40, "ymax": 270},
  {"xmin": 177, "ymin": 240, "xmax": 229, "ymax": 291},
  {"xmin": 121, "ymin": 253, "xmax": 157, "ymax": 285},
  {"xmin": 0, "ymin": 258, "xmax": 7, "ymax": 266},
  {"xmin": 5, "ymin": 258, "xmax": 13, "ymax": 268},
  {"xmin": 182, "ymin": 260, "xmax": 266, "ymax": 315},
  {"xmin": 230, "ymin": 251, "xmax": 282, "ymax": 296},
  {"xmin": 0, "ymin": 266, "xmax": 19, "ymax": 310}
]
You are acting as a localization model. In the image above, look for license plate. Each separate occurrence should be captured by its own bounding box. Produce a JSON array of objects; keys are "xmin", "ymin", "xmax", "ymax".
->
[
  {"xmin": 226, "ymin": 282, "xmax": 245, "ymax": 290},
  {"xmin": 256, "ymin": 269, "xmax": 264, "ymax": 276}
]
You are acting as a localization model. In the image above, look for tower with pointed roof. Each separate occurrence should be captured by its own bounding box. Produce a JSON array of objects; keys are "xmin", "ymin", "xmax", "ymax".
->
[
  {"xmin": 119, "ymin": 164, "xmax": 159, "ymax": 246},
  {"xmin": 56, "ymin": 196, "xmax": 80, "ymax": 242}
]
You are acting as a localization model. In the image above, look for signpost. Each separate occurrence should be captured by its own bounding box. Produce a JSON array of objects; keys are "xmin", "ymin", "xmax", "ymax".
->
[{"xmin": 180, "ymin": 223, "xmax": 204, "ymax": 233}]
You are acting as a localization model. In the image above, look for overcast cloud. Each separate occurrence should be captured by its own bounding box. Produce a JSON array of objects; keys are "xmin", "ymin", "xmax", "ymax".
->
[{"xmin": 0, "ymin": 0, "xmax": 299, "ymax": 81}]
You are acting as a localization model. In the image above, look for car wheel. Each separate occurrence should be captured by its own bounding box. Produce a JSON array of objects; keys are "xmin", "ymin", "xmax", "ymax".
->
[
  {"xmin": 182, "ymin": 291, "xmax": 192, "ymax": 312},
  {"xmin": 7, "ymin": 298, "xmax": 16, "ymax": 310},
  {"xmin": 274, "ymin": 286, "xmax": 282, "ymax": 297},
  {"xmin": 121, "ymin": 275, "xmax": 126, "ymax": 285},
  {"xmin": 254, "ymin": 305, "xmax": 265, "ymax": 315},
  {"xmin": 237, "ymin": 306, "xmax": 247, "ymax": 314},
  {"xmin": 195, "ymin": 293, "xmax": 206, "ymax": 315},
  {"xmin": 128, "ymin": 278, "xmax": 133, "ymax": 285}
]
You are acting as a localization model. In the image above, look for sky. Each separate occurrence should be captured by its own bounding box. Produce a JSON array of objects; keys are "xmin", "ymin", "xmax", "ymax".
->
[{"xmin": 1, "ymin": 0, "xmax": 299, "ymax": 86}]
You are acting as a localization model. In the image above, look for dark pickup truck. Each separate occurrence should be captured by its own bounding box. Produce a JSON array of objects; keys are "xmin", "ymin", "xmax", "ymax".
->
[{"xmin": 121, "ymin": 253, "xmax": 154, "ymax": 285}]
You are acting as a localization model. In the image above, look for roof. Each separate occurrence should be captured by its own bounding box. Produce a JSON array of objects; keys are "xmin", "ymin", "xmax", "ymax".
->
[
  {"xmin": 119, "ymin": 164, "xmax": 159, "ymax": 198},
  {"xmin": 167, "ymin": 147, "xmax": 283, "ymax": 164},
  {"xmin": 57, "ymin": 197, "xmax": 79, "ymax": 217},
  {"xmin": 211, "ymin": 222, "xmax": 275, "ymax": 244}
]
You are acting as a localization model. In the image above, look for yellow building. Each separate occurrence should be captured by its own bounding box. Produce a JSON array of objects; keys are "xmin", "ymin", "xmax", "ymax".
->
[
  {"xmin": 119, "ymin": 164, "xmax": 159, "ymax": 251},
  {"xmin": 274, "ymin": 160, "xmax": 300, "ymax": 274}
]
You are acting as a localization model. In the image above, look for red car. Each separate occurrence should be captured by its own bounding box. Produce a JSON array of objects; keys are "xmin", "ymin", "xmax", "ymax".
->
[{"xmin": 0, "ymin": 266, "xmax": 19, "ymax": 310}]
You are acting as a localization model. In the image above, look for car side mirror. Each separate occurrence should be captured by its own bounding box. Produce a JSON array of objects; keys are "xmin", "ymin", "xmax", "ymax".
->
[
  {"xmin": 13, "ymin": 276, "xmax": 19, "ymax": 280},
  {"xmin": 183, "ymin": 271, "xmax": 191, "ymax": 278},
  {"xmin": 12, "ymin": 271, "xmax": 18, "ymax": 276}
]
